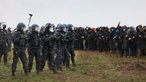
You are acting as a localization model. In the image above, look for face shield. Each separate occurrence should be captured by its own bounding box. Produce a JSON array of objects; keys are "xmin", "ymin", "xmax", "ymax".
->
[
  {"xmin": 32, "ymin": 26, "xmax": 39, "ymax": 32},
  {"xmin": 17, "ymin": 23, "xmax": 26, "ymax": 32},
  {"xmin": 22, "ymin": 26, "xmax": 27, "ymax": 32},
  {"xmin": 68, "ymin": 27, "xmax": 74, "ymax": 31},
  {"xmin": 49, "ymin": 27, "xmax": 54, "ymax": 32},
  {"xmin": 31, "ymin": 24, "xmax": 40, "ymax": 32},
  {"xmin": 49, "ymin": 24, "xmax": 55, "ymax": 32},
  {"xmin": 63, "ymin": 27, "xmax": 67, "ymax": 32},
  {"xmin": 17, "ymin": 26, "xmax": 26, "ymax": 33},
  {"xmin": 71, "ymin": 27, "xmax": 74, "ymax": 31}
]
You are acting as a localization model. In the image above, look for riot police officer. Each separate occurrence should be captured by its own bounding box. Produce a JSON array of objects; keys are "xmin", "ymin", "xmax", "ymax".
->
[
  {"xmin": 27, "ymin": 24, "xmax": 41, "ymax": 74},
  {"xmin": 65, "ymin": 24, "xmax": 76, "ymax": 67},
  {"xmin": 62, "ymin": 24, "xmax": 70, "ymax": 68},
  {"xmin": 54, "ymin": 24, "xmax": 67, "ymax": 71},
  {"xmin": 40, "ymin": 23, "xmax": 57, "ymax": 73},
  {"xmin": 0, "ymin": 22, "xmax": 9, "ymax": 65},
  {"xmin": 11, "ymin": 23, "xmax": 28, "ymax": 76}
]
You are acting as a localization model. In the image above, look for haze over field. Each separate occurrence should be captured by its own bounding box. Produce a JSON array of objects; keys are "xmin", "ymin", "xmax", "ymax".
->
[{"xmin": 0, "ymin": 0, "xmax": 146, "ymax": 28}]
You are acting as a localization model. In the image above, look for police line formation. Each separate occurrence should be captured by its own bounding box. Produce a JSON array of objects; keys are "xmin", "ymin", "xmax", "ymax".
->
[{"xmin": 0, "ymin": 22, "xmax": 146, "ymax": 76}]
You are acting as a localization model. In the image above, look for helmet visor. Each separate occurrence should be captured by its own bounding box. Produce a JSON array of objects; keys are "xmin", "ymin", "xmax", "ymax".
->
[{"xmin": 49, "ymin": 27, "xmax": 54, "ymax": 32}]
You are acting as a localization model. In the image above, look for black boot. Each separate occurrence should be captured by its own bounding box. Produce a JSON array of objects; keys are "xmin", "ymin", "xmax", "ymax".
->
[{"xmin": 12, "ymin": 72, "xmax": 15, "ymax": 76}]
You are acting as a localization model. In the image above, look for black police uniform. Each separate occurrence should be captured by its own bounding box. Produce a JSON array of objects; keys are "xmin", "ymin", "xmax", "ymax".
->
[
  {"xmin": 11, "ymin": 23, "xmax": 28, "ymax": 76},
  {"xmin": 27, "ymin": 24, "xmax": 41, "ymax": 73}
]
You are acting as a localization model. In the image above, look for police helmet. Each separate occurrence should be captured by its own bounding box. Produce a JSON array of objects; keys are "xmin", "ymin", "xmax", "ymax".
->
[
  {"xmin": 67, "ymin": 24, "xmax": 74, "ymax": 31},
  {"xmin": 0, "ymin": 22, "xmax": 7, "ymax": 30},
  {"xmin": 17, "ymin": 22, "xmax": 26, "ymax": 31},
  {"xmin": 57, "ymin": 24, "xmax": 66, "ymax": 32},
  {"xmin": 31, "ymin": 24, "xmax": 39, "ymax": 32},
  {"xmin": 44, "ymin": 23, "xmax": 55, "ymax": 33}
]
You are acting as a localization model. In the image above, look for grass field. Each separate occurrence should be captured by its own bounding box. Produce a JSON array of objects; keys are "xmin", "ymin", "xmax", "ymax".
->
[{"xmin": 0, "ymin": 50, "xmax": 146, "ymax": 82}]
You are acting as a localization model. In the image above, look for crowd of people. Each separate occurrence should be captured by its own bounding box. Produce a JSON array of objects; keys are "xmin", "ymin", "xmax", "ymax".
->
[
  {"xmin": 73, "ymin": 23, "xmax": 146, "ymax": 57},
  {"xmin": 0, "ymin": 22, "xmax": 76, "ymax": 76},
  {"xmin": 0, "ymin": 22, "xmax": 146, "ymax": 76}
]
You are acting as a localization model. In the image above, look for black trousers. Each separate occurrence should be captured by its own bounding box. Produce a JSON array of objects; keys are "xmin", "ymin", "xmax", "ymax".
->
[
  {"xmin": 66, "ymin": 45, "xmax": 76, "ymax": 66},
  {"xmin": 12, "ymin": 50, "xmax": 28, "ymax": 74},
  {"xmin": 28, "ymin": 48, "xmax": 41, "ymax": 72},
  {"xmin": 0, "ymin": 48, "xmax": 8, "ymax": 65},
  {"xmin": 40, "ymin": 47, "xmax": 56, "ymax": 71}
]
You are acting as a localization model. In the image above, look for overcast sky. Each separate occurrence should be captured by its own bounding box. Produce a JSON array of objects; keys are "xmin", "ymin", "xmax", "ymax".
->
[{"xmin": 0, "ymin": 0, "xmax": 146, "ymax": 28}]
